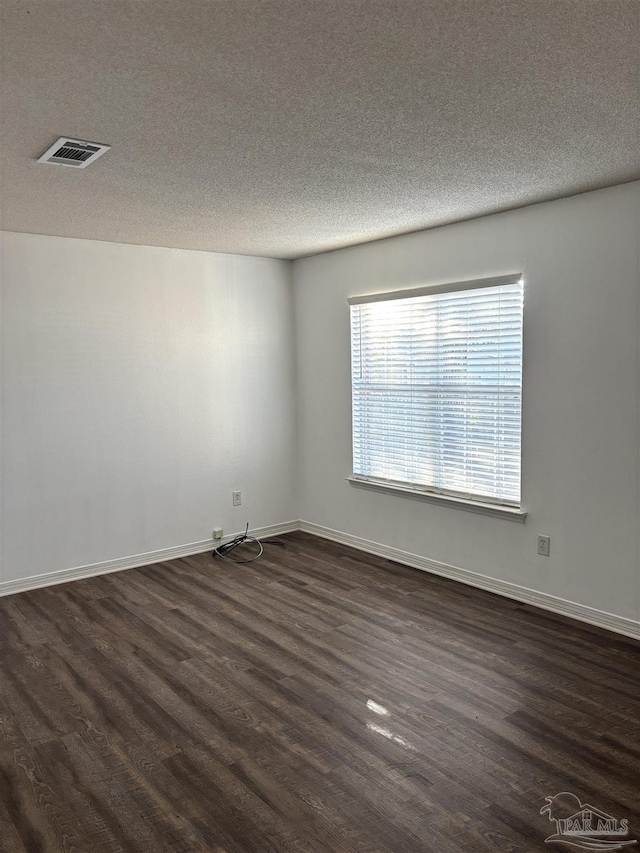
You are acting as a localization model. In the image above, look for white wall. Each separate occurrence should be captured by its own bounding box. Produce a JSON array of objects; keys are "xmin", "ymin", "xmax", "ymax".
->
[
  {"xmin": 1, "ymin": 232, "xmax": 297, "ymax": 584},
  {"xmin": 2, "ymin": 185, "xmax": 639, "ymax": 630},
  {"xmin": 294, "ymin": 183, "xmax": 640, "ymax": 624}
]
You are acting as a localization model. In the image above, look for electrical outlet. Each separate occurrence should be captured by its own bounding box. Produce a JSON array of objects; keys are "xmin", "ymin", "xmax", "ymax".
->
[
  {"xmin": 213, "ymin": 528, "xmax": 223, "ymax": 540},
  {"xmin": 537, "ymin": 535, "xmax": 550, "ymax": 557},
  {"xmin": 232, "ymin": 490, "xmax": 242, "ymax": 507}
]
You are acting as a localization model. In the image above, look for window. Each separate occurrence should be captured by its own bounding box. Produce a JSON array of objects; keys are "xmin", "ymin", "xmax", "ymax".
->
[{"xmin": 349, "ymin": 274, "xmax": 524, "ymax": 508}]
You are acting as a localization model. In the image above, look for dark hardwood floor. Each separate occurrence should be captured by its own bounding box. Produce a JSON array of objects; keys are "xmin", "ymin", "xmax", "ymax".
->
[{"xmin": 0, "ymin": 531, "xmax": 638, "ymax": 853}]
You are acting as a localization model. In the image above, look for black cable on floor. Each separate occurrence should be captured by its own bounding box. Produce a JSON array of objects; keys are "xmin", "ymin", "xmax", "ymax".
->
[{"xmin": 212, "ymin": 523, "xmax": 286, "ymax": 564}]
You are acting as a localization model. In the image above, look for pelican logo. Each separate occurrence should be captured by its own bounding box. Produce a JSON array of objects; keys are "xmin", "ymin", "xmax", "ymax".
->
[{"xmin": 541, "ymin": 792, "xmax": 637, "ymax": 850}]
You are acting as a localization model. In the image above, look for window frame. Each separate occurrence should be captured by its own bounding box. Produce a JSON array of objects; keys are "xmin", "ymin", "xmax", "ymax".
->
[{"xmin": 347, "ymin": 273, "xmax": 526, "ymax": 521}]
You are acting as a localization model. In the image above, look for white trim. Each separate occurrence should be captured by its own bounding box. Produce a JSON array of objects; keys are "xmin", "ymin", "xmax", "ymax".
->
[
  {"xmin": 347, "ymin": 476, "xmax": 526, "ymax": 521},
  {"xmin": 2, "ymin": 518, "xmax": 637, "ymax": 641},
  {"xmin": 347, "ymin": 273, "xmax": 522, "ymax": 305},
  {"xmin": 298, "ymin": 520, "xmax": 640, "ymax": 641},
  {"xmin": 0, "ymin": 521, "xmax": 299, "ymax": 598}
]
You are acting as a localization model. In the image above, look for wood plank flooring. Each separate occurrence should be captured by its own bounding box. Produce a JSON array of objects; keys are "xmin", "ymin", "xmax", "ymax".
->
[{"xmin": 0, "ymin": 531, "xmax": 638, "ymax": 852}]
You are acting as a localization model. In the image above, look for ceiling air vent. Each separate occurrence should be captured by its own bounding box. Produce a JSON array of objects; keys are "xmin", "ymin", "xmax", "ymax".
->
[{"xmin": 37, "ymin": 137, "xmax": 110, "ymax": 168}]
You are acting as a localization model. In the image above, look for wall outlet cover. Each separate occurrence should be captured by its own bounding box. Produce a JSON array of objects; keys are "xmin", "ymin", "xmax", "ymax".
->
[{"xmin": 537, "ymin": 535, "xmax": 550, "ymax": 557}]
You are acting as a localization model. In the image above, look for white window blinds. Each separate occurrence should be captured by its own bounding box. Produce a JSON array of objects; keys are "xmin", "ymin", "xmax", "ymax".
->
[{"xmin": 350, "ymin": 275, "xmax": 524, "ymax": 506}]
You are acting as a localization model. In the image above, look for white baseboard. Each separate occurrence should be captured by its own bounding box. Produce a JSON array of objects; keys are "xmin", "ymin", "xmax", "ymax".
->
[
  {"xmin": 2, "ymin": 517, "xmax": 637, "ymax": 641},
  {"xmin": 298, "ymin": 520, "xmax": 640, "ymax": 641},
  {"xmin": 0, "ymin": 520, "xmax": 299, "ymax": 598}
]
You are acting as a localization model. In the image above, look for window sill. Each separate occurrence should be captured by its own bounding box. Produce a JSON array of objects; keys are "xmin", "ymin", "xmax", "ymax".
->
[{"xmin": 346, "ymin": 476, "xmax": 527, "ymax": 522}]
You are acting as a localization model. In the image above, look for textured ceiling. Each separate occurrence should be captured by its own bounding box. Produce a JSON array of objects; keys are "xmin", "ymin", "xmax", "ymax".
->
[{"xmin": 1, "ymin": 0, "xmax": 639, "ymax": 259}]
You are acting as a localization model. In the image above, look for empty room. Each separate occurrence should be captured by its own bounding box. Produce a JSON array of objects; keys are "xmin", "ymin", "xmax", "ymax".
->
[{"xmin": 0, "ymin": 1, "xmax": 639, "ymax": 851}]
